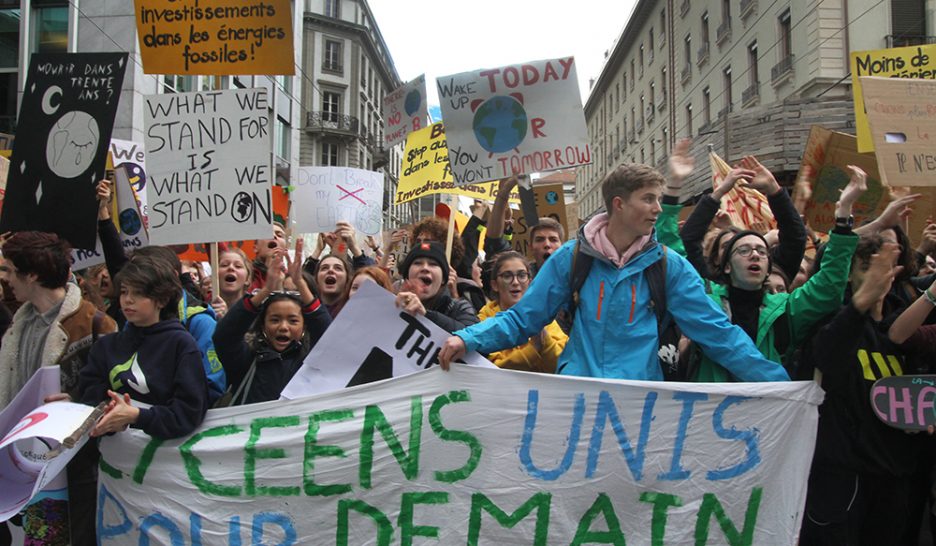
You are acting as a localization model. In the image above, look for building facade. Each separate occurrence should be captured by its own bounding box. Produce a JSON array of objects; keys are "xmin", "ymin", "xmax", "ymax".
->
[
  {"xmin": 300, "ymin": 0, "xmax": 417, "ymax": 229},
  {"xmin": 579, "ymin": 0, "xmax": 931, "ymax": 217}
]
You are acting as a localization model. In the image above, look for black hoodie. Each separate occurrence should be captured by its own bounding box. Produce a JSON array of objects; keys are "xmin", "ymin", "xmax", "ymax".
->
[{"xmin": 79, "ymin": 319, "xmax": 209, "ymax": 439}]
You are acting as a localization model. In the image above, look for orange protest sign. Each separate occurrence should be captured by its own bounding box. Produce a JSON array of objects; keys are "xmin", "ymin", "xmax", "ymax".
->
[
  {"xmin": 134, "ymin": 0, "xmax": 294, "ymax": 75},
  {"xmin": 709, "ymin": 151, "xmax": 777, "ymax": 232}
]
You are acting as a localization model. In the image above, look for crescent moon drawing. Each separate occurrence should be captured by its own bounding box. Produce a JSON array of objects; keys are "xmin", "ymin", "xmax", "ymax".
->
[{"xmin": 42, "ymin": 85, "xmax": 63, "ymax": 115}]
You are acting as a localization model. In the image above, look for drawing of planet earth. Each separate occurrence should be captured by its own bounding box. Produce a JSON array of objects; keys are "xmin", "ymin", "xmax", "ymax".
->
[
  {"xmin": 119, "ymin": 208, "xmax": 142, "ymax": 235},
  {"xmin": 404, "ymin": 90, "xmax": 422, "ymax": 116},
  {"xmin": 472, "ymin": 96, "xmax": 528, "ymax": 154}
]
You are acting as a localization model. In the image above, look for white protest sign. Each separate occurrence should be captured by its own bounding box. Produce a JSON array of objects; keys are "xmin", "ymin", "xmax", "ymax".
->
[
  {"xmin": 382, "ymin": 75, "xmax": 428, "ymax": 148},
  {"xmin": 144, "ymin": 88, "xmax": 273, "ymax": 245},
  {"xmin": 293, "ymin": 166, "xmax": 383, "ymax": 236},
  {"xmin": 97, "ymin": 365, "xmax": 822, "ymax": 544},
  {"xmin": 0, "ymin": 366, "xmax": 94, "ymax": 521},
  {"xmin": 110, "ymin": 138, "xmax": 148, "ymax": 217},
  {"xmin": 437, "ymin": 56, "xmax": 591, "ymax": 185},
  {"xmin": 281, "ymin": 281, "xmax": 492, "ymax": 400}
]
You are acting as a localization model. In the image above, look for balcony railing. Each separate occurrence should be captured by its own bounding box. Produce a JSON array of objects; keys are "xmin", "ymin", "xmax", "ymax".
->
[
  {"xmin": 306, "ymin": 111, "xmax": 361, "ymax": 134},
  {"xmin": 647, "ymin": 106, "xmax": 655, "ymax": 122},
  {"xmin": 885, "ymin": 35, "xmax": 936, "ymax": 48},
  {"xmin": 718, "ymin": 104, "xmax": 733, "ymax": 119},
  {"xmin": 680, "ymin": 0, "xmax": 690, "ymax": 17},
  {"xmin": 697, "ymin": 42, "xmax": 710, "ymax": 65},
  {"xmin": 716, "ymin": 20, "xmax": 731, "ymax": 44},
  {"xmin": 740, "ymin": 0, "xmax": 756, "ymax": 18},
  {"xmin": 742, "ymin": 83, "xmax": 760, "ymax": 106},
  {"xmin": 681, "ymin": 64, "xmax": 691, "ymax": 84},
  {"xmin": 771, "ymin": 55, "xmax": 794, "ymax": 84},
  {"xmin": 636, "ymin": 119, "xmax": 645, "ymax": 134}
]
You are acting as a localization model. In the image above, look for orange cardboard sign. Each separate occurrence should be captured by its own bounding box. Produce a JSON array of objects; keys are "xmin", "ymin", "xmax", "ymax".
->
[{"xmin": 134, "ymin": 0, "xmax": 295, "ymax": 75}]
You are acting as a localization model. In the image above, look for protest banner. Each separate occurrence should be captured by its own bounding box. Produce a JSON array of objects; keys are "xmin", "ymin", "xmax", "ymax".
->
[
  {"xmin": 797, "ymin": 126, "xmax": 888, "ymax": 233},
  {"xmin": 171, "ymin": 185, "xmax": 290, "ymax": 262},
  {"xmin": 293, "ymin": 166, "xmax": 383, "ymax": 236},
  {"xmin": 0, "ymin": 53, "xmax": 128, "ymax": 250},
  {"xmin": 382, "ymin": 75, "xmax": 427, "ymax": 148},
  {"xmin": 709, "ymin": 150, "xmax": 777, "ymax": 232},
  {"xmin": 133, "ymin": 0, "xmax": 294, "ymax": 76},
  {"xmin": 437, "ymin": 57, "xmax": 591, "ymax": 185},
  {"xmin": 97, "ymin": 366, "xmax": 822, "ymax": 544},
  {"xmin": 110, "ymin": 138, "xmax": 148, "ymax": 217},
  {"xmin": 512, "ymin": 182, "xmax": 569, "ymax": 258},
  {"xmin": 850, "ymin": 44, "xmax": 936, "ymax": 153},
  {"xmin": 144, "ymin": 88, "xmax": 273, "ymax": 246},
  {"xmin": 861, "ymin": 76, "xmax": 936, "ymax": 187},
  {"xmin": 871, "ymin": 375, "xmax": 936, "ymax": 431},
  {"xmin": 282, "ymin": 282, "xmax": 493, "ymax": 399},
  {"xmin": 396, "ymin": 123, "xmax": 520, "ymax": 204}
]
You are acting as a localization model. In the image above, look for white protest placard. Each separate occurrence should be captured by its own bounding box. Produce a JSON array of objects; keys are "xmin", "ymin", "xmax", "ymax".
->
[
  {"xmin": 144, "ymin": 88, "xmax": 273, "ymax": 245},
  {"xmin": 293, "ymin": 166, "xmax": 383, "ymax": 236},
  {"xmin": 281, "ymin": 282, "xmax": 492, "ymax": 399},
  {"xmin": 437, "ymin": 56, "xmax": 591, "ymax": 185},
  {"xmin": 0, "ymin": 366, "xmax": 96, "ymax": 521},
  {"xmin": 97, "ymin": 365, "xmax": 822, "ymax": 544},
  {"xmin": 110, "ymin": 138, "xmax": 148, "ymax": 217},
  {"xmin": 382, "ymin": 75, "xmax": 428, "ymax": 148}
]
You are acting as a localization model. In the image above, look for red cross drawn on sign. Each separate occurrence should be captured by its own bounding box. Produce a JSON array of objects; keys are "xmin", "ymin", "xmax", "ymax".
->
[{"xmin": 337, "ymin": 184, "xmax": 366, "ymax": 205}]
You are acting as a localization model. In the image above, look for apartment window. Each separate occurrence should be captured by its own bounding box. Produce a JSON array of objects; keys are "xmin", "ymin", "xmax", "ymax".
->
[
  {"xmin": 615, "ymin": 83, "xmax": 620, "ymax": 111},
  {"xmin": 360, "ymin": 55, "xmax": 367, "ymax": 88},
  {"xmin": 660, "ymin": 9, "xmax": 667, "ymax": 44},
  {"xmin": 686, "ymin": 104, "xmax": 693, "ymax": 136},
  {"xmin": 163, "ymin": 75, "xmax": 194, "ymax": 93},
  {"xmin": 631, "ymin": 60, "xmax": 636, "ymax": 86},
  {"xmin": 703, "ymin": 87, "xmax": 711, "ymax": 125},
  {"xmin": 32, "ymin": 0, "xmax": 67, "ymax": 54},
  {"xmin": 661, "ymin": 66, "xmax": 667, "ymax": 96},
  {"xmin": 640, "ymin": 95, "xmax": 645, "ymax": 124},
  {"xmin": 779, "ymin": 9, "xmax": 792, "ymax": 59},
  {"xmin": 0, "ymin": 5, "xmax": 18, "ymax": 68},
  {"xmin": 748, "ymin": 41, "xmax": 759, "ymax": 86},
  {"xmin": 722, "ymin": 0, "xmax": 731, "ymax": 21},
  {"xmin": 723, "ymin": 66, "xmax": 732, "ymax": 112},
  {"xmin": 615, "ymin": 125, "xmax": 620, "ymax": 151},
  {"xmin": 321, "ymin": 141, "xmax": 339, "ymax": 166},
  {"xmin": 661, "ymin": 128, "xmax": 668, "ymax": 156},
  {"xmin": 649, "ymin": 81, "xmax": 656, "ymax": 110},
  {"xmin": 324, "ymin": 0, "xmax": 339, "ymax": 18},
  {"xmin": 323, "ymin": 39, "xmax": 342, "ymax": 73},
  {"xmin": 623, "ymin": 72, "xmax": 628, "ymax": 98},
  {"xmin": 648, "ymin": 29, "xmax": 655, "ymax": 62},
  {"xmin": 275, "ymin": 117, "xmax": 290, "ymax": 161},
  {"xmin": 639, "ymin": 44, "xmax": 645, "ymax": 72},
  {"xmin": 322, "ymin": 91, "xmax": 341, "ymax": 122},
  {"xmin": 701, "ymin": 12, "xmax": 710, "ymax": 45},
  {"xmin": 683, "ymin": 35, "xmax": 691, "ymax": 68}
]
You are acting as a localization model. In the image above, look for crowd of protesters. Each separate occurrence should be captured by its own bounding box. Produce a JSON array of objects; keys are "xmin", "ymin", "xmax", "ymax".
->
[{"xmin": 0, "ymin": 138, "xmax": 934, "ymax": 545}]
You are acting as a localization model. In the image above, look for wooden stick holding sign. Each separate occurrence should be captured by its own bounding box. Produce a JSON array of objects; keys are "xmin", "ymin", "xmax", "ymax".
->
[
  {"xmin": 210, "ymin": 242, "xmax": 219, "ymax": 302},
  {"xmin": 444, "ymin": 193, "xmax": 458, "ymax": 263}
]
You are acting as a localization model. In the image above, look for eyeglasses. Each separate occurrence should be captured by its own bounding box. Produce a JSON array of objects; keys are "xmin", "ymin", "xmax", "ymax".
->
[
  {"xmin": 497, "ymin": 271, "xmax": 530, "ymax": 283},
  {"xmin": 732, "ymin": 245, "xmax": 769, "ymax": 258}
]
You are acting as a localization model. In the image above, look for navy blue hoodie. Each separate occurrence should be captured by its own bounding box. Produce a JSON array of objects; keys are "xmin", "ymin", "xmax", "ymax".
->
[{"xmin": 79, "ymin": 319, "xmax": 208, "ymax": 439}]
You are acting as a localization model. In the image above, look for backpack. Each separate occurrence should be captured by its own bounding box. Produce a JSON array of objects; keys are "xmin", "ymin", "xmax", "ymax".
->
[{"xmin": 567, "ymin": 241, "xmax": 695, "ymax": 381}]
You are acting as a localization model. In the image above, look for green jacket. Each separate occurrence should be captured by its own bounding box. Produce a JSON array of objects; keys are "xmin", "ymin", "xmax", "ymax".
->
[
  {"xmin": 656, "ymin": 203, "xmax": 686, "ymax": 256},
  {"xmin": 696, "ymin": 230, "xmax": 859, "ymax": 381}
]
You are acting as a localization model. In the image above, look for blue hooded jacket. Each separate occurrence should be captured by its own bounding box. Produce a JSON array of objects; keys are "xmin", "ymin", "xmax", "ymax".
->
[
  {"xmin": 178, "ymin": 290, "xmax": 226, "ymax": 403},
  {"xmin": 456, "ymin": 221, "xmax": 789, "ymax": 381}
]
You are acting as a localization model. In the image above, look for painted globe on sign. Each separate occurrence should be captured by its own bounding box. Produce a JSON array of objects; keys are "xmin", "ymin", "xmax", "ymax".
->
[
  {"xmin": 472, "ymin": 96, "xmax": 528, "ymax": 154},
  {"xmin": 45, "ymin": 110, "xmax": 100, "ymax": 179},
  {"xmin": 545, "ymin": 191, "xmax": 560, "ymax": 205},
  {"xmin": 119, "ymin": 208, "xmax": 142, "ymax": 236},
  {"xmin": 404, "ymin": 90, "xmax": 422, "ymax": 116}
]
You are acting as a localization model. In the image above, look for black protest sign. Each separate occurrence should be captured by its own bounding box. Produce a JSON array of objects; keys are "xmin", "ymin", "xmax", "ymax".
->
[{"xmin": 0, "ymin": 53, "xmax": 127, "ymax": 249}]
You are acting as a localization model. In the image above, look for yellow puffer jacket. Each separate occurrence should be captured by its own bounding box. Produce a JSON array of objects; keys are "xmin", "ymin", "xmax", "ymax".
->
[{"xmin": 478, "ymin": 300, "xmax": 567, "ymax": 373}]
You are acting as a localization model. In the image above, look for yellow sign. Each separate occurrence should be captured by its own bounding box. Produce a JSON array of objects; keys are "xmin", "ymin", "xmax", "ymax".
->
[
  {"xmin": 134, "ymin": 0, "xmax": 295, "ymax": 75},
  {"xmin": 396, "ymin": 123, "xmax": 519, "ymax": 204},
  {"xmin": 851, "ymin": 44, "xmax": 936, "ymax": 153}
]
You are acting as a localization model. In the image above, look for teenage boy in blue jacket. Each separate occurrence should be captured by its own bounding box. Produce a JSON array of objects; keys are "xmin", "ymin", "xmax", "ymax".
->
[{"xmin": 439, "ymin": 162, "xmax": 789, "ymax": 382}]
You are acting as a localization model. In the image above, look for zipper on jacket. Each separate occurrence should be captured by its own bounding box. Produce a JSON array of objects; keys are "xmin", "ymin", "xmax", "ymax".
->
[
  {"xmin": 628, "ymin": 284, "xmax": 636, "ymax": 323},
  {"xmin": 596, "ymin": 281, "xmax": 605, "ymax": 321}
]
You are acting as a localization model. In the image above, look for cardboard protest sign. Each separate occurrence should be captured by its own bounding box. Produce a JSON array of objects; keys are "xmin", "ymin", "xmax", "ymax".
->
[
  {"xmin": 871, "ymin": 375, "xmax": 936, "ymax": 431},
  {"xmin": 396, "ymin": 123, "xmax": 519, "ymax": 204},
  {"xmin": 709, "ymin": 150, "xmax": 777, "ymax": 232},
  {"xmin": 0, "ymin": 53, "xmax": 128, "ymax": 250},
  {"xmin": 382, "ymin": 75, "xmax": 427, "ymax": 148},
  {"xmin": 851, "ymin": 44, "xmax": 936, "ymax": 153},
  {"xmin": 134, "ymin": 0, "xmax": 294, "ymax": 75},
  {"xmin": 293, "ymin": 166, "xmax": 383, "ymax": 236},
  {"xmin": 437, "ymin": 57, "xmax": 591, "ymax": 185},
  {"xmin": 98, "ymin": 365, "xmax": 822, "ymax": 544},
  {"xmin": 512, "ymin": 182, "xmax": 569, "ymax": 258},
  {"xmin": 861, "ymin": 76, "xmax": 936, "ymax": 187},
  {"xmin": 110, "ymin": 138, "xmax": 148, "ymax": 217},
  {"xmin": 798, "ymin": 126, "xmax": 888, "ymax": 233},
  {"xmin": 144, "ymin": 88, "xmax": 273, "ymax": 246},
  {"xmin": 281, "ymin": 282, "xmax": 493, "ymax": 399}
]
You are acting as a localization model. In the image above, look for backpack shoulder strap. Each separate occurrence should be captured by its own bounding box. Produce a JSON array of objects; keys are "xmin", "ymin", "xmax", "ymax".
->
[
  {"xmin": 568, "ymin": 240, "xmax": 594, "ymax": 323},
  {"xmin": 645, "ymin": 245, "xmax": 669, "ymax": 326}
]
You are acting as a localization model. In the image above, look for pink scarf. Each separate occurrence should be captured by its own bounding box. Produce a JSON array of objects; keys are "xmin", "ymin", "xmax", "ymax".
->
[{"xmin": 583, "ymin": 213, "xmax": 651, "ymax": 268}]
